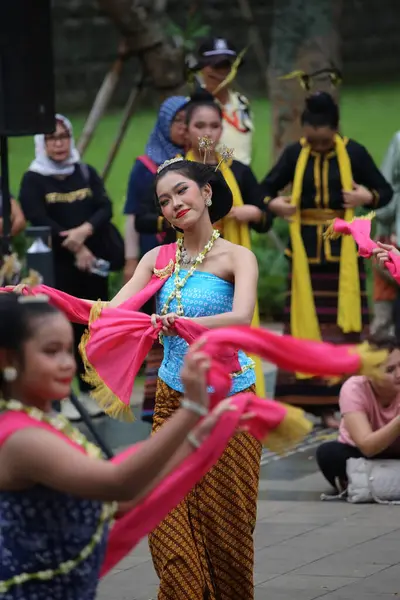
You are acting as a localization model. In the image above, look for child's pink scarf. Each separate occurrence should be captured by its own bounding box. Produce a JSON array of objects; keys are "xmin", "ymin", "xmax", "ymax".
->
[
  {"xmin": 327, "ymin": 216, "xmax": 400, "ymax": 281},
  {"xmin": 0, "ymin": 393, "xmax": 285, "ymax": 577}
]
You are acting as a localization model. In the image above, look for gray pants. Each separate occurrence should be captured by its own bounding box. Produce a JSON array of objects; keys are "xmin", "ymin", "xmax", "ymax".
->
[{"xmin": 370, "ymin": 300, "xmax": 395, "ymax": 338}]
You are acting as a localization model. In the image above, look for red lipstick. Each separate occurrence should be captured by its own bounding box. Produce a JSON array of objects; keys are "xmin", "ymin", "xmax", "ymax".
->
[{"xmin": 176, "ymin": 209, "xmax": 190, "ymax": 219}]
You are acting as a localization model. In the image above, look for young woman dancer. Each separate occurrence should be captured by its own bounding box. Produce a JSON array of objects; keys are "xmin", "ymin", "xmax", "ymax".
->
[
  {"xmin": 11, "ymin": 156, "xmax": 265, "ymax": 598},
  {"xmin": 107, "ymin": 157, "xmax": 262, "ymax": 599}
]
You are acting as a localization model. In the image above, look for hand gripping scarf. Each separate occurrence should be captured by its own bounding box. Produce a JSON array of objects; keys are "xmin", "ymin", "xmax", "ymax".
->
[{"xmin": 324, "ymin": 212, "xmax": 400, "ymax": 282}]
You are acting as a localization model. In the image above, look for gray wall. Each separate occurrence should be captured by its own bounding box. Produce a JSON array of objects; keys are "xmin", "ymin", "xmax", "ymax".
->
[{"xmin": 53, "ymin": 0, "xmax": 400, "ymax": 111}]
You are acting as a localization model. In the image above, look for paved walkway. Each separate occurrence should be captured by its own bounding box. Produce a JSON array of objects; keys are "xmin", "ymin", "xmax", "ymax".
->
[{"xmin": 97, "ymin": 443, "xmax": 400, "ymax": 600}]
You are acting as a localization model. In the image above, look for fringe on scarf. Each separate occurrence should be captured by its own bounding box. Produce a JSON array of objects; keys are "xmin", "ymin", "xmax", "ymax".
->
[
  {"xmin": 263, "ymin": 403, "xmax": 313, "ymax": 455},
  {"xmin": 79, "ymin": 300, "xmax": 135, "ymax": 422},
  {"xmin": 324, "ymin": 211, "xmax": 376, "ymax": 241},
  {"xmin": 353, "ymin": 342, "xmax": 388, "ymax": 381}
]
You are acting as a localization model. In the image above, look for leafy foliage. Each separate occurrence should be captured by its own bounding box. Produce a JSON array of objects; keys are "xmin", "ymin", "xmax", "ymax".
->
[
  {"xmin": 252, "ymin": 221, "xmax": 289, "ymax": 320},
  {"xmin": 165, "ymin": 11, "xmax": 211, "ymax": 53}
]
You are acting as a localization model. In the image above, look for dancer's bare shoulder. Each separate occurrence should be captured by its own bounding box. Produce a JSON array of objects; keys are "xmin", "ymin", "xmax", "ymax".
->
[
  {"xmin": 140, "ymin": 246, "xmax": 162, "ymax": 270},
  {"xmin": 204, "ymin": 238, "xmax": 257, "ymax": 282},
  {"xmin": 217, "ymin": 238, "xmax": 257, "ymax": 265}
]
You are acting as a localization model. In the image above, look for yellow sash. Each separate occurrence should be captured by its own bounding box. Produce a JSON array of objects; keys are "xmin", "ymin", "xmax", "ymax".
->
[
  {"xmin": 290, "ymin": 134, "xmax": 361, "ymax": 378},
  {"xmin": 186, "ymin": 150, "xmax": 265, "ymax": 397}
]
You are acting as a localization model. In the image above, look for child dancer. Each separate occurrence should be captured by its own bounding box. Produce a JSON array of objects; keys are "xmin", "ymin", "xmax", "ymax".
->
[{"xmin": 0, "ymin": 293, "xmax": 242, "ymax": 599}]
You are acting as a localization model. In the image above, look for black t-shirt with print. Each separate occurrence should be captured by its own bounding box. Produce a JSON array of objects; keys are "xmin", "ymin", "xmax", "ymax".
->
[{"xmin": 19, "ymin": 164, "xmax": 112, "ymax": 262}]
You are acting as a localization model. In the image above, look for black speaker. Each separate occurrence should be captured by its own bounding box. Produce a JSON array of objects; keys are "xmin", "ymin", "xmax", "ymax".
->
[{"xmin": 0, "ymin": 0, "xmax": 55, "ymax": 136}]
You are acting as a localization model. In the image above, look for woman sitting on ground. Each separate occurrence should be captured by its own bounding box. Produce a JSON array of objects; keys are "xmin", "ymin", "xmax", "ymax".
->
[{"xmin": 316, "ymin": 337, "xmax": 400, "ymax": 492}]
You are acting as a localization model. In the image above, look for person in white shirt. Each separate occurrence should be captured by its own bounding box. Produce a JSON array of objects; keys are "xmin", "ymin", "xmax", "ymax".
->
[{"xmin": 192, "ymin": 37, "xmax": 254, "ymax": 166}]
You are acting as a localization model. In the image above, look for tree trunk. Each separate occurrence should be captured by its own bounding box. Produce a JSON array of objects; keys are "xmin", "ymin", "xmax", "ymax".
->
[
  {"xmin": 268, "ymin": 0, "xmax": 342, "ymax": 161},
  {"xmin": 97, "ymin": 0, "xmax": 185, "ymax": 94}
]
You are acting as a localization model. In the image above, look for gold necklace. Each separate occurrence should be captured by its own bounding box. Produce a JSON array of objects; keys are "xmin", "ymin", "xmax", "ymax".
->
[{"xmin": 161, "ymin": 229, "xmax": 220, "ymax": 318}]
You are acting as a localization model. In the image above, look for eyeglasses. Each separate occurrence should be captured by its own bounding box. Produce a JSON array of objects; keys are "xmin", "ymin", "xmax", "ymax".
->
[
  {"xmin": 45, "ymin": 132, "xmax": 71, "ymax": 143},
  {"xmin": 172, "ymin": 115, "xmax": 186, "ymax": 126}
]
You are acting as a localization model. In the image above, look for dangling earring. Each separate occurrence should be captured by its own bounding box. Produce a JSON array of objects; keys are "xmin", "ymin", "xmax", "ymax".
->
[
  {"xmin": 3, "ymin": 366, "xmax": 17, "ymax": 382},
  {"xmin": 205, "ymin": 196, "xmax": 212, "ymax": 207}
]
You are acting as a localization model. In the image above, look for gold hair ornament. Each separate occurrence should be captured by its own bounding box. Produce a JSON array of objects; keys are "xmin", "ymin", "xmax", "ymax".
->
[
  {"xmin": 198, "ymin": 135, "xmax": 214, "ymax": 163},
  {"xmin": 216, "ymin": 145, "xmax": 235, "ymax": 171}
]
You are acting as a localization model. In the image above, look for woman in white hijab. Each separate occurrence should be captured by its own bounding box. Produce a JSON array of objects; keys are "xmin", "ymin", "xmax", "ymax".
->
[{"xmin": 19, "ymin": 114, "xmax": 115, "ymax": 421}]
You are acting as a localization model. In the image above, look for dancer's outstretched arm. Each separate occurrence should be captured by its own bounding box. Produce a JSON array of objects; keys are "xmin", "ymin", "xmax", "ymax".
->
[
  {"xmin": 0, "ymin": 341, "xmax": 234, "ymax": 507},
  {"xmin": 108, "ymin": 247, "xmax": 157, "ymax": 307},
  {"xmin": 9, "ymin": 246, "xmax": 158, "ymax": 308}
]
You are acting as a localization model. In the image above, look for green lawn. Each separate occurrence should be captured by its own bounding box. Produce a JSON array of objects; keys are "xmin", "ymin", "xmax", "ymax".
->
[{"xmin": 8, "ymin": 82, "xmax": 399, "ymax": 227}]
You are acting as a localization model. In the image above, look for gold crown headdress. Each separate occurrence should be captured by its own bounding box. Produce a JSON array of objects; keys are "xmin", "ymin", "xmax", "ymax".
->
[{"xmin": 279, "ymin": 67, "xmax": 342, "ymax": 91}]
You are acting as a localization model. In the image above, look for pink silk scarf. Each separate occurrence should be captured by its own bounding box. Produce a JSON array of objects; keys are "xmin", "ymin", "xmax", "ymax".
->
[
  {"xmin": 0, "ymin": 238, "xmax": 386, "ymax": 418},
  {"xmin": 83, "ymin": 314, "xmax": 385, "ymax": 415},
  {"xmin": 327, "ymin": 216, "xmax": 400, "ymax": 281}
]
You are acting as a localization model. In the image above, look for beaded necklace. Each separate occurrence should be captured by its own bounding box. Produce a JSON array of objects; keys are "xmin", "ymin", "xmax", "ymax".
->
[
  {"xmin": 0, "ymin": 399, "xmax": 117, "ymax": 593},
  {"xmin": 158, "ymin": 230, "xmax": 255, "ymax": 377},
  {"xmin": 160, "ymin": 229, "xmax": 220, "ymax": 317}
]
